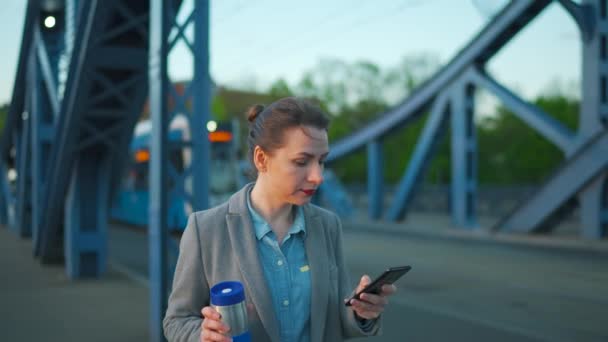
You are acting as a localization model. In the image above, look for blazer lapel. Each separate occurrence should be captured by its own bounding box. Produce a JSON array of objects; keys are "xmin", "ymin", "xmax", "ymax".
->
[
  {"xmin": 226, "ymin": 185, "xmax": 280, "ymax": 342},
  {"xmin": 303, "ymin": 205, "xmax": 329, "ymax": 342}
]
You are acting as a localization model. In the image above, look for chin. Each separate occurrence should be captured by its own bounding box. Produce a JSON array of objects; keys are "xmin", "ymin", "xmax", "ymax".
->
[{"xmin": 290, "ymin": 195, "xmax": 312, "ymax": 206}]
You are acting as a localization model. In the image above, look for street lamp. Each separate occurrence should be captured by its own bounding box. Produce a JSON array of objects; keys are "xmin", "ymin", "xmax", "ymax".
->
[{"xmin": 44, "ymin": 15, "xmax": 56, "ymax": 28}]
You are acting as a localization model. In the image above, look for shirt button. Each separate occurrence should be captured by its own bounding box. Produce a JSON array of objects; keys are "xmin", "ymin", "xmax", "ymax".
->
[
  {"xmin": 283, "ymin": 300, "xmax": 289, "ymax": 306},
  {"xmin": 277, "ymin": 260, "xmax": 283, "ymax": 266}
]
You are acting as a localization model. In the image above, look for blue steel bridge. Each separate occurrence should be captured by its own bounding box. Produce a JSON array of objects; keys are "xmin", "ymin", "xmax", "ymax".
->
[{"xmin": 1, "ymin": 1, "xmax": 607, "ymax": 341}]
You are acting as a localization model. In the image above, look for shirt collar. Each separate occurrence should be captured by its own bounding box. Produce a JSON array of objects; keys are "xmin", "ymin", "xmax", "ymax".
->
[{"xmin": 246, "ymin": 190, "xmax": 306, "ymax": 241}]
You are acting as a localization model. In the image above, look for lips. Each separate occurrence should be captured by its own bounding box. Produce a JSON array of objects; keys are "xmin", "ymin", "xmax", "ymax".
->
[{"xmin": 302, "ymin": 189, "xmax": 316, "ymax": 196}]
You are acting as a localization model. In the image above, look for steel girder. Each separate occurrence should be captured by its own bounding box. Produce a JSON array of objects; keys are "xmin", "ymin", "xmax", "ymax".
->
[
  {"xmin": 149, "ymin": 0, "xmax": 209, "ymax": 340},
  {"xmin": 38, "ymin": 0, "xmax": 152, "ymax": 273},
  {"xmin": 324, "ymin": 0, "xmax": 606, "ymax": 238},
  {"xmin": 14, "ymin": 97, "xmax": 32, "ymax": 238},
  {"xmin": 495, "ymin": 131, "xmax": 608, "ymax": 233},
  {"xmin": 325, "ymin": 0, "xmax": 551, "ymax": 228},
  {"xmin": 385, "ymin": 94, "xmax": 450, "ymax": 222},
  {"xmin": 495, "ymin": 0, "xmax": 608, "ymax": 237},
  {"xmin": 0, "ymin": 162, "xmax": 10, "ymax": 226},
  {"xmin": 326, "ymin": 0, "xmax": 552, "ymax": 162},
  {"xmin": 449, "ymin": 81, "xmax": 478, "ymax": 228},
  {"xmin": 469, "ymin": 69, "xmax": 576, "ymax": 155},
  {"xmin": 367, "ymin": 140, "xmax": 384, "ymax": 219},
  {"xmin": 578, "ymin": 0, "xmax": 608, "ymax": 238},
  {"xmin": 148, "ymin": 1, "xmax": 171, "ymax": 340},
  {"xmin": 31, "ymin": 20, "xmax": 65, "ymax": 253}
]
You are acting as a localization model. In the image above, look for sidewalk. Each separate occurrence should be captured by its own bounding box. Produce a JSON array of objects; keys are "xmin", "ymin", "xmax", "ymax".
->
[
  {"xmin": 343, "ymin": 212, "xmax": 608, "ymax": 256},
  {"xmin": 0, "ymin": 226, "xmax": 149, "ymax": 342}
]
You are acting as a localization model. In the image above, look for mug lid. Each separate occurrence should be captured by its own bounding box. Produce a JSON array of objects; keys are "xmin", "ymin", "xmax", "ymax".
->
[{"xmin": 210, "ymin": 281, "xmax": 245, "ymax": 306}]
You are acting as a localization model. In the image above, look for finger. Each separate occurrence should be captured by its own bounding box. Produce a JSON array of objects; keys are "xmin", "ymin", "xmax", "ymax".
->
[
  {"xmin": 202, "ymin": 318, "xmax": 230, "ymax": 334},
  {"xmin": 381, "ymin": 284, "xmax": 397, "ymax": 296},
  {"xmin": 201, "ymin": 306, "xmax": 222, "ymax": 321},
  {"xmin": 356, "ymin": 275, "xmax": 371, "ymax": 293},
  {"xmin": 201, "ymin": 329, "xmax": 231, "ymax": 342},
  {"xmin": 359, "ymin": 292, "xmax": 388, "ymax": 306},
  {"xmin": 351, "ymin": 303, "xmax": 381, "ymax": 320},
  {"xmin": 351, "ymin": 299, "xmax": 384, "ymax": 315}
]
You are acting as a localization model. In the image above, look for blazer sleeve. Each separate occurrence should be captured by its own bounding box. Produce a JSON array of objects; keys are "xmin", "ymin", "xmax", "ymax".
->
[
  {"xmin": 333, "ymin": 214, "xmax": 383, "ymax": 338},
  {"xmin": 163, "ymin": 213, "xmax": 209, "ymax": 342}
]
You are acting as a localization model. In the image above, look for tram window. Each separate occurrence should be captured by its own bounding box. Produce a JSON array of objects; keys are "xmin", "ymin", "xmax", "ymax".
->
[
  {"xmin": 132, "ymin": 162, "xmax": 148, "ymax": 190},
  {"xmin": 169, "ymin": 148, "xmax": 185, "ymax": 173}
]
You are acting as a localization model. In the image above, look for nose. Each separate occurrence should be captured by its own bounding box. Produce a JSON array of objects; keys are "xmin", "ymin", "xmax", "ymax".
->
[{"xmin": 308, "ymin": 162, "xmax": 324, "ymax": 185}]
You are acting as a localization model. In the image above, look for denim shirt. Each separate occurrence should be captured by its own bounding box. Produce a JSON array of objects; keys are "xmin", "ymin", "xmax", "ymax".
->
[{"xmin": 247, "ymin": 194, "xmax": 311, "ymax": 342}]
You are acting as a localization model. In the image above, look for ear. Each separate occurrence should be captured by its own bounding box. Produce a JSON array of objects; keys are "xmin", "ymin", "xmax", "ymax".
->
[{"xmin": 253, "ymin": 145, "xmax": 268, "ymax": 173}]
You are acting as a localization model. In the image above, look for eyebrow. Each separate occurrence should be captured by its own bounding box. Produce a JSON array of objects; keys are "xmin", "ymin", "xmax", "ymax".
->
[{"xmin": 295, "ymin": 152, "xmax": 329, "ymax": 158}]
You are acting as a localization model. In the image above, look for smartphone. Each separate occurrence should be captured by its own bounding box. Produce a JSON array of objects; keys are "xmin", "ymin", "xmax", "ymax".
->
[{"xmin": 344, "ymin": 265, "xmax": 411, "ymax": 306}]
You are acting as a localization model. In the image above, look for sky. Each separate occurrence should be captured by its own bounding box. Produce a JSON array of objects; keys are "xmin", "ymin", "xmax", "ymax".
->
[{"xmin": 0, "ymin": 0, "xmax": 580, "ymax": 106}]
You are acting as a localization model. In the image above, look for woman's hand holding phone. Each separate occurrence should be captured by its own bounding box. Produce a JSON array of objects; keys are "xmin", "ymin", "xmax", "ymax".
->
[
  {"xmin": 345, "ymin": 265, "xmax": 411, "ymax": 320},
  {"xmin": 347, "ymin": 275, "xmax": 397, "ymax": 320}
]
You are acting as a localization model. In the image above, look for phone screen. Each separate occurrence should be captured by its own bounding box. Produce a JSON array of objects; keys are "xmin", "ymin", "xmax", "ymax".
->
[{"xmin": 345, "ymin": 266, "xmax": 411, "ymax": 306}]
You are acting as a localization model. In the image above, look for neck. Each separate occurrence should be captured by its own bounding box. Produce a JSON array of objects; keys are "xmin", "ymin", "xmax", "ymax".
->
[{"xmin": 250, "ymin": 181, "xmax": 294, "ymax": 234}]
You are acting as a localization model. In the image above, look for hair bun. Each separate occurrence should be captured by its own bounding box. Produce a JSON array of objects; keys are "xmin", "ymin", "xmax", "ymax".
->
[{"xmin": 246, "ymin": 104, "xmax": 265, "ymax": 123}]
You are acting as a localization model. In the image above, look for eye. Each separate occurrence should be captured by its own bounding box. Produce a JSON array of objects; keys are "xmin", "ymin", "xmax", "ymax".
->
[{"xmin": 294, "ymin": 159, "xmax": 307, "ymax": 166}]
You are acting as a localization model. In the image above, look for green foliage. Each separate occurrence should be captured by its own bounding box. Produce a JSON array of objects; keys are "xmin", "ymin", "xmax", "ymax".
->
[
  {"xmin": 268, "ymin": 79, "xmax": 293, "ymax": 98},
  {"xmin": 327, "ymin": 99, "xmax": 390, "ymax": 183},
  {"xmin": 211, "ymin": 95, "xmax": 228, "ymax": 121},
  {"xmin": 477, "ymin": 95, "xmax": 579, "ymax": 184},
  {"xmin": 0, "ymin": 104, "xmax": 7, "ymax": 134}
]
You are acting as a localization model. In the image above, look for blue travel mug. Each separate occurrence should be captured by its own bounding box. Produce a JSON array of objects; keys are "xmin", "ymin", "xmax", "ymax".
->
[{"xmin": 210, "ymin": 281, "xmax": 251, "ymax": 342}]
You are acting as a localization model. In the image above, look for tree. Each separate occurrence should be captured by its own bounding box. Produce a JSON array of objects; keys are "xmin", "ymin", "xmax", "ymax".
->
[
  {"xmin": 262, "ymin": 55, "xmax": 442, "ymax": 184},
  {"xmin": 477, "ymin": 95, "xmax": 579, "ymax": 184},
  {"xmin": 268, "ymin": 79, "xmax": 293, "ymax": 98},
  {"xmin": 0, "ymin": 104, "xmax": 8, "ymax": 135}
]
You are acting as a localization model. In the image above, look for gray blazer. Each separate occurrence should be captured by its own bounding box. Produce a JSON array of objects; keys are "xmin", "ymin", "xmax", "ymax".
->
[{"xmin": 163, "ymin": 184, "xmax": 381, "ymax": 341}]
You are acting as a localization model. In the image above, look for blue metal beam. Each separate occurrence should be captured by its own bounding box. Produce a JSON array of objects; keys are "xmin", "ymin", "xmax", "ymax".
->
[
  {"xmin": 31, "ymin": 22, "xmax": 63, "ymax": 254},
  {"xmin": 149, "ymin": 0, "xmax": 171, "ymax": 340},
  {"xmin": 39, "ymin": 0, "xmax": 152, "ymax": 265},
  {"xmin": 149, "ymin": 1, "xmax": 209, "ymax": 340},
  {"xmin": 450, "ymin": 82, "xmax": 477, "ymax": 229},
  {"xmin": 580, "ymin": 173, "xmax": 608, "ymax": 238},
  {"xmin": 0, "ymin": 149, "xmax": 16, "ymax": 230},
  {"xmin": 15, "ymin": 107, "xmax": 32, "ymax": 238},
  {"xmin": 35, "ymin": 30, "xmax": 60, "ymax": 116},
  {"xmin": 469, "ymin": 68, "xmax": 575, "ymax": 155},
  {"xmin": 65, "ymin": 150, "xmax": 110, "ymax": 278},
  {"xmin": 192, "ymin": 0, "xmax": 212, "ymax": 212},
  {"xmin": 367, "ymin": 140, "xmax": 384, "ymax": 219},
  {"xmin": 386, "ymin": 94, "xmax": 449, "ymax": 221},
  {"xmin": 327, "ymin": 0, "xmax": 552, "ymax": 163},
  {"xmin": 496, "ymin": 130, "xmax": 608, "ymax": 233},
  {"xmin": 0, "ymin": 162, "xmax": 12, "ymax": 226},
  {"xmin": 577, "ymin": 0, "xmax": 607, "ymax": 239},
  {"xmin": 558, "ymin": 0, "xmax": 596, "ymax": 42},
  {"xmin": 579, "ymin": 0, "xmax": 606, "ymax": 137}
]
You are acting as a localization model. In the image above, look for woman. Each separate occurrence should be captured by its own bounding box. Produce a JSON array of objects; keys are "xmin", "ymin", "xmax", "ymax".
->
[{"xmin": 163, "ymin": 97, "xmax": 396, "ymax": 342}]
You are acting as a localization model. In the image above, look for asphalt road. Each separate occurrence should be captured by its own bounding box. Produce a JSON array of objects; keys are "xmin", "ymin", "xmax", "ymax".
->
[{"xmin": 108, "ymin": 222, "xmax": 608, "ymax": 342}]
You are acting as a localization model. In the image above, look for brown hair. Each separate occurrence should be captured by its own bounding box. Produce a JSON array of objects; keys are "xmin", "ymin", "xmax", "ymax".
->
[{"xmin": 246, "ymin": 97, "xmax": 330, "ymax": 177}]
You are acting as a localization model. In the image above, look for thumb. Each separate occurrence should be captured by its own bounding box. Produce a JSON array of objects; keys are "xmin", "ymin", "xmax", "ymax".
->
[{"xmin": 356, "ymin": 275, "xmax": 371, "ymax": 293}]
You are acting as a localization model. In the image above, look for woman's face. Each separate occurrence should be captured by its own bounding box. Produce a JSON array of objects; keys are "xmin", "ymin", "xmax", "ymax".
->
[{"xmin": 257, "ymin": 125, "xmax": 329, "ymax": 206}]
